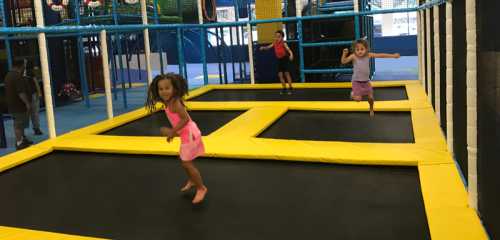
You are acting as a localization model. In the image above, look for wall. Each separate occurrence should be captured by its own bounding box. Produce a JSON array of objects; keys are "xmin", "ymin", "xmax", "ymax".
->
[
  {"xmin": 476, "ymin": 0, "xmax": 500, "ymax": 238},
  {"xmin": 372, "ymin": 35, "xmax": 417, "ymax": 56}
]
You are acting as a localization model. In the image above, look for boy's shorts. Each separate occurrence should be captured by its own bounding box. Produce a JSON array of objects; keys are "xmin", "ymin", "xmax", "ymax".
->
[
  {"xmin": 277, "ymin": 57, "xmax": 290, "ymax": 73},
  {"xmin": 12, "ymin": 112, "xmax": 29, "ymax": 130}
]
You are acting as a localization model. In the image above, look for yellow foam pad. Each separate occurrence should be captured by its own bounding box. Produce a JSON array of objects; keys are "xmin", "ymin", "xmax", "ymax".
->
[
  {"xmin": 419, "ymin": 164, "xmax": 487, "ymax": 239},
  {"xmin": 0, "ymin": 80, "xmax": 488, "ymax": 239},
  {"xmin": 0, "ymin": 226, "xmax": 107, "ymax": 240}
]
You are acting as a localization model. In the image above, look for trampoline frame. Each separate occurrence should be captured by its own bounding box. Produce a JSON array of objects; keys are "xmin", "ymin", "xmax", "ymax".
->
[{"xmin": 0, "ymin": 81, "xmax": 487, "ymax": 239}]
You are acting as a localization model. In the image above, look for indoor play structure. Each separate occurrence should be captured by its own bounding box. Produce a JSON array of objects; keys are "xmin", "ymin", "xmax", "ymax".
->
[{"xmin": 0, "ymin": 0, "xmax": 499, "ymax": 239}]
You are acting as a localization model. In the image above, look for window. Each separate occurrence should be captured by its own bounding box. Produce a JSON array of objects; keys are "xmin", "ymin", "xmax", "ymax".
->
[{"xmin": 371, "ymin": 0, "xmax": 418, "ymax": 37}]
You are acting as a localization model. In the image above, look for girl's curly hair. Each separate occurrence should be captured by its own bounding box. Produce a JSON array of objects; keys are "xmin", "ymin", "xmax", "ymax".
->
[{"xmin": 145, "ymin": 73, "xmax": 188, "ymax": 113}]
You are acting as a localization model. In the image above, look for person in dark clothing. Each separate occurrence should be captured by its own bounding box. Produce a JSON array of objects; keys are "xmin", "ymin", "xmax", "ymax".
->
[
  {"xmin": 24, "ymin": 60, "xmax": 43, "ymax": 135},
  {"xmin": 5, "ymin": 59, "xmax": 32, "ymax": 150}
]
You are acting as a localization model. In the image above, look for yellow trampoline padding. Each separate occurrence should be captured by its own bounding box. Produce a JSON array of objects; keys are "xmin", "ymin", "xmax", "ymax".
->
[
  {"xmin": 419, "ymin": 164, "xmax": 488, "ymax": 239},
  {"xmin": 412, "ymin": 108, "xmax": 447, "ymax": 149},
  {"xmin": 185, "ymin": 85, "xmax": 214, "ymax": 100},
  {"xmin": 0, "ymin": 143, "xmax": 53, "ymax": 173},
  {"xmin": 210, "ymin": 106, "xmax": 287, "ymax": 138},
  {"xmin": 53, "ymin": 135, "xmax": 179, "ymax": 156},
  {"xmin": 187, "ymin": 100, "xmax": 410, "ymax": 111},
  {"xmin": 64, "ymin": 107, "xmax": 149, "ymax": 136},
  {"xmin": 46, "ymin": 133, "xmax": 448, "ymax": 166},
  {"xmin": 195, "ymin": 81, "xmax": 415, "ymax": 90},
  {"xmin": 419, "ymin": 164, "xmax": 468, "ymax": 208},
  {"xmin": 405, "ymin": 82, "xmax": 434, "ymax": 109},
  {"xmin": 0, "ymin": 226, "xmax": 107, "ymax": 240}
]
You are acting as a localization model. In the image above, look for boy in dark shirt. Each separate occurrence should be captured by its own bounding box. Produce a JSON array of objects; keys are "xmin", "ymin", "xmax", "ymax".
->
[{"xmin": 5, "ymin": 59, "xmax": 32, "ymax": 150}]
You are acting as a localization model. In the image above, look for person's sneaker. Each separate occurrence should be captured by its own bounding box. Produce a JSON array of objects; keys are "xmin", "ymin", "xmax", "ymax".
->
[
  {"xmin": 280, "ymin": 89, "xmax": 286, "ymax": 95},
  {"xmin": 22, "ymin": 136, "xmax": 33, "ymax": 144},
  {"xmin": 287, "ymin": 89, "xmax": 292, "ymax": 95},
  {"xmin": 16, "ymin": 139, "xmax": 31, "ymax": 150},
  {"xmin": 34, "ymin": 128, "xmax": 43, "ymax": 135}
]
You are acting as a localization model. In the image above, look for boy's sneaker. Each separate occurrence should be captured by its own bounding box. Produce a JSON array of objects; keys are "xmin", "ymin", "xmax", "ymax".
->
[
  {"xmin": 22, "ymin": 136, "xmax": 33, "ymax": 144},
  {"xmin": 16, "ymin": 139, "xmax": 32, "ymax": 150},
  {"xmin": 287, "ymin": 89, "xmax": 292, "ymax": 95},
  {"xmin": 34, "ymin": 128, "xmax": 43, "ymax": 135},
  {"xmin": 280, "ymin": 89, "xmax": 286, "ymax": 95}
]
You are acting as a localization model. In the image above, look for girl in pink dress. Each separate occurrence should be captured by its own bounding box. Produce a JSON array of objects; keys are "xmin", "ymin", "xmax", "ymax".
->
[{"xmin": 146, "ymin": 73, "xmax": 207, "ymax": 204}]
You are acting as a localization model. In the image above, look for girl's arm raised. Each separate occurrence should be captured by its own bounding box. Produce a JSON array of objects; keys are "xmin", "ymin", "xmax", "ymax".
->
[
  {"xmin": 169, "ymin": 99, "xmax": 190, "ymax": 135},
  {"xmin": 341, "ymin": 48, "xmax": 354, "ymax": 64},
  {"xmin": 259, "ymin": 43, "xmax": 274, "ymax": 51},
  {"xmin": 369, "ymin": 52, "xmax": 400, "ymax": 59}
]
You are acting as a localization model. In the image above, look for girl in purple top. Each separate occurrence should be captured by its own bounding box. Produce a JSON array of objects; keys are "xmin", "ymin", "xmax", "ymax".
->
[{"xmin": 341, "ymin": 39, "xmax": 400, "ymax": 117}]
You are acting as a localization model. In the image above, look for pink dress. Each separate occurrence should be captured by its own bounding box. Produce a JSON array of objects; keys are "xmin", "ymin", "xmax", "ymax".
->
[{"xmin": 165, "ymin": 108, "xmax": 205, "ymax": 161}]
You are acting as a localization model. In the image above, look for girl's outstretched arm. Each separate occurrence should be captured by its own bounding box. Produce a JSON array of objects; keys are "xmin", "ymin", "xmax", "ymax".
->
[
  {"xmin": 169, "ymin": 99, "xmax": 190, "ymax": 136},
  {"xmin": 369, "ymin": 52, "xmax": 400, "ymax": 59},
  {"xmin": 259, "ymin": 43, "xmax": 274, "ymax": 51},
  {"xmin": 284, "ymin": 42, "xmax": 294, "ymax": 60},
  {"xmin": 341, "ymin": 48, "xmax": 354, "ymax": 64}
]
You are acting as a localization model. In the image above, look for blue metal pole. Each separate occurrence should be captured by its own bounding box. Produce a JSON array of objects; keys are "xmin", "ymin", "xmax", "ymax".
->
[
  {"xmin": 220, "ymin": 27, "xmax": 228, "ymax": 84},
  {"xmin": 152, "ymin": 0, "xmax": 164, "ymax": 74},
  {"xmin": 115, "ymin": 35, "xmax": 128, "ymax": 108},
  {"xmin": 124, "ymin": 36, "xmax": 132, "ymax": 88},
  {"xmin": 241, "ymin": 25, "xmax": 246, "ymax": 80},
  {"xmin": 182, "ymin": 30, "xmax": 188, "ymax": 80},
  {"xmin": 229, "ymin": 26, "xmax": 235, "ymax": 83},
  {"xmin": 111, "ymin": 0, "xmax": 127, "ymax": 108},
  {"xmin": 215, "ymin": 27, "xmax": 223, "ymax": 84},
  {"xmin": 74, "ymin": 0, "xmax": 90, "ymax": 107},
  {"xmin": 176, "ymin": 27, "xmax": 185, "ymax": 77},
  {"xmin": 109, "ymin": 36, "xmax": 118, "ymax": 100},
  {"xmin": 297, "ymin": 19, "xmax": 305, "ymax": 82},
  {"xmin": 0, "ymin": 0, "xmax": 12, "ymax": 69},
  {"xmin": 247, "ymin": 0, "xmax": 252, "ymax": 20},
  {"xmin": 0, "ymin": 7, "xmax": 424, "ymax": 34},
  {"xmin": 200, "ymin": 28, "xmax": 208, "ymax": 85}
]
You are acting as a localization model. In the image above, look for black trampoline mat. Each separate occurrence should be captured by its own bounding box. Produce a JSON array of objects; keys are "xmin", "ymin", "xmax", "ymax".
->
[
  {"xmin": 0, "ymin": 151, "xmax": 429, "ymax": 240},
  {"xmin": 259, "ymin": 111, "xmax": 415, "ymax": 143},
  {"xmin": 101, "ymin": 110, "xmax": 244, "ymax": 136},
  {"xmin": 189, "ymin": 87, "xmax": 408, "ymax": 101}
]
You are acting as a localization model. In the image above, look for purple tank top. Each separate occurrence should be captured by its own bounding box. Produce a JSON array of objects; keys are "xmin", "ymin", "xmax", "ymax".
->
[{"xmin": 352, "ymin": 56, "xmax": 370, "ymax": 82}]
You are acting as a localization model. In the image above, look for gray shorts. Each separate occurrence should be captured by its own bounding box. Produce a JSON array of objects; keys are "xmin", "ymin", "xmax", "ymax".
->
[{"xmin": 12, "ymin": 112, "xmax": 29, "ymax": 130}]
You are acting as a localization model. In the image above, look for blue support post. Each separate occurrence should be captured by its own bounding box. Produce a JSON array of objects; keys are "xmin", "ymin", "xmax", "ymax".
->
[
  {"xmin": 153, "ymin": 0, "xmax": 165, "ymax": 74},
  {"xmin": 182, "ymin": 30, "xmax": 188, "ymax": 80},
  {"xmin": 136, "ymin": 38, "xmax": 142, "ymax": 82},
  {"xmin": 229, "ymin": 26, "xmax": 236, "ymax": 83},
  {"xmin": 297, "ymin": 20, "xmax": 305, "ymax": 82},
  {"xmin": 354, "ymin": 1, "xmax": 360, "ymax": 39},
  {"xmin": 0, "ymin": 0, "xmax": 12, "ymax": 69},
  {"xmin": 124, "ymin": 37, "xmax": 132, "ymax": 88},
  {"xmin": 74, "ymin": 0, "xmax": 90, "ymax": 107},
  {"xmin": 112, "ymin": 0, "xmax": 127, "ymax": 108},
  {"xmin": 176, "ymin": 27, "xmax": 185, "ymax": 78},
  {"xmin": 220, "ymin": 27, "xmax": 228, "ymax": 84},
  {"xmin": 109, "ymin": 36, "xmax": 118, "ymax": 100},
  {"xmin": 215, "ymin": 28, "xmax": 223, "ymax": 84},
  {"xmin": 200, "ymin": 28, "xmax": 208, "ymax": 85},
  {"xmin": 241, "ymin": 25, "xmax": 246, "ymax": 80}
]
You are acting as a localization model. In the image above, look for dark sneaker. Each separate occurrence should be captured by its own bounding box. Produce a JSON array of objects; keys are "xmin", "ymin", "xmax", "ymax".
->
[
  {"xmin": 22, "ymin": 136, "xmax": 33, "ymax": 144},
  {"xmin": 280, "ymin": 89, "xmax": 286, "ymax": 95},
  {"xmin": 16, "ymin": 139, "xmax": 31, "ymax": 150},
  {"xmin": 287, "ymin": 89, "xmax": 292, "ymax": 95},
  {"xmin": 34, "ymin": 128, "xmax": 43, "ymax": 135}
]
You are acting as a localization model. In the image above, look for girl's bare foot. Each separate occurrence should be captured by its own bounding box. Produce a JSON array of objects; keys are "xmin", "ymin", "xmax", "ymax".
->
[
  {"xmin": 192, "ymin": 186, "xmax": 208, "ymax": 204},
  {"xmin": 181, "ymin": 181, "xmax": 194, "ymax": 192}
]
